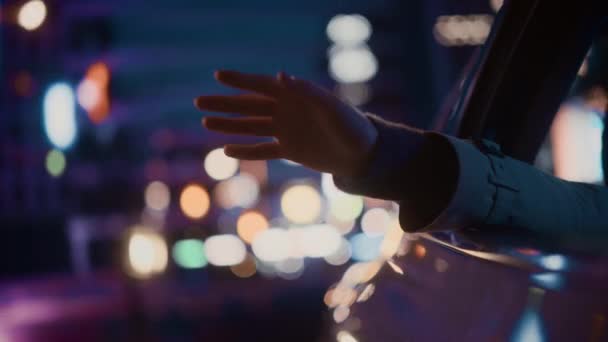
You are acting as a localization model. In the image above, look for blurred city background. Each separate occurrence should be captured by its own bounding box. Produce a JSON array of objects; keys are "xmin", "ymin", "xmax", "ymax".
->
[{"xmin": 1, "ymin": 0, "xmax": 606, "ymax": 341}]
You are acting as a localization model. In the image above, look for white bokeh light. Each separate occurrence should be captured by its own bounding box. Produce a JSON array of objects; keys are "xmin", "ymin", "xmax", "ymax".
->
[
  {"xmin": 204, "ymin": 234, "xmax": 246, "ymax": 266},
  {"xmin": 144, "ymin": 181, "xmax": 170, "ymax": 211},
  {"xmin": 43, "ymin": 83, "xmax": 77, "ymax": 150},
  {"xmin": 324, "ymin": 238, "xmax": 352, "ymax": 266},
  {"xmin": 252, "ymin": 228, "xmax": 294, "ymax": 263},
  {"xmin": 540, "ymin": 254, "xmax": 568, "ymax": 271},
  {"xmin": 204, "ymin": 148, "xmax": 239, "ymax": 181},
  {"xmin": 76, "ymin": 79, "xmax": 101, "ymax": 112},
  {"xmin": 326, "ymin": 14, "xmax": 372, "ymax": 46},
  {"xmin": 329, "ymin": 47, "xmax": 378, "ymax": 84},
  {"xmin": 337, "ymin": 330, "xmax": 359, "ymax": 342},
  {"xmin": 280, "ymin": 184, "xmax": 322, "ymax": 224},
  {"xmin": 550, "ymin": 104, "xmax": 604, "ymax": 183},
  {"xmin": 433, "ymin": 15, "xmax": 493, "ymax": 47},
  {"xmin": 290, "ymin": 224, "xmax": 342, "ymax": 258},
  {"xmin": 215, "ymin": 173, "xmax": 260, "ymax": 209},
  {"xmin": 321, "ymin": 173, "xmax": 342, "ymax": 198},
  {"xmin": 276, "ymin": 257, "xmax": 305, "ymax": 275},
  {"xmin": 17, "ymin": 0, "xmax": 47, "ymax": 31},
  {"xmin": 380, "ymin": 219, "xmax": 405, "ymax": 259},
  {"xmin": 361, "ymin": 208, "xmax": 391, "ymax": 237},
  {"xmin": 329, "ymin": 193, "xmax": 364, "ymax": 222},
  {"xmin": 127, "ymin": 227, "xmax": 168, "ymax": 278}
]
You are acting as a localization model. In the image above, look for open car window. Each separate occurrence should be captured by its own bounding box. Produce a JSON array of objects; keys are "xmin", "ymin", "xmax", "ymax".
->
[{"xmin": 535, "ymin": 36, "xmax": 608, "ymax": 184}]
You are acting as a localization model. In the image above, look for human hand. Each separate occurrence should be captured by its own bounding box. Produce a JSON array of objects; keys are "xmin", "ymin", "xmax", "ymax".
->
[{"xmin": 194, "ymin": 71, "xmax": 378, "ymax": 177}]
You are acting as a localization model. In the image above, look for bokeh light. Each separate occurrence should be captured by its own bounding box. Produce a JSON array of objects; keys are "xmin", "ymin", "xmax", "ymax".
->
[
  {"xmin": 329, "ymin": 47, "xmax": 378, "ymax": 84},
  {"xmin": 364, "ymin": 197, "xmax": 390, "ymax": 209},
  {"xmin": 215, "ymin": 173, "xmax": 260, "ymax": 209},
  {"xmin": 230, "ymin": 253, "xmax": 257, "ymax": 278},
  {"xmin": 145, "ymin": 181, "xmax": 170, "ymax": 211},
  {"xmin": 550, "ymin": 104, "xmax": 604, "ymax": 183},
  {"xmin": 387, "ymin": 259, "xmax": 404, "ymax": 275},
  {"xmin": 329, "ymin": 193, "xmax": 364, "ymax": 222},
  {"xmin": 357, "ymin": 283, "xmax": 376, "ymax": 303},
  {"xmin": 172, "ymin": 239, "xmax": 207, "ymax": 269},
  {"xmin": 335, "ymin": 82, "xmax": 372, "ymax": 106},
  {"xmin": 204, "ymin": 148, "xmax": 239, "ymax": 181},
  {"xmin": 290, "ymin": 224, "xmax": 341, "ymax": 258},
  {"xmin": 490, "ymin": 0, "xmax": 504, "ymax": 12},
  {"xmin": 414, "ymin": 244, "xmax": 427, "ymax": 259},
  {"xmin": 342, "ymin": 261, "xmax": 382, "ymax": 286},
  {"xmin": 321, "ymin": 172, "xmax": 342, "ymax": 198},
  {"xmin": 239, "ymin": 160, "xmax": 268, "ymax": 186},
  {"xmin": 360, "ymin": 208, "xmax": 390, "ymax": 236},
  {"xmin": 280, "ymin": 184, "xmax": 322, "ymax": 224},
  {"xmin": 77, "ymin": 62, "xmax": 110, "ymax": 124},
  {"xmin": 204, "ymin": 234, "xmax": 246, "ymax": 266},
  {"xmin": 434, "ymin": 258, "xmax": 449, "ymax": 272},
  {"xmin": 255, "ymin": 259, "xmax": 277, "ymax": 277},
  {"xmin": 45, "ymin": 149, "xmax": 66, "ymax": 177},
  {"xmin": 350, "ymin": 233, "xmax": 382, "ymax": 261},
  {"xmin": 236, "ymin": 211, "xmax": 269, "ymax": 244},
  {"xmin": 276, "ymin": 257, "xmax": 305, "ymax": 276},
  {"xmin": 324, "ymin": 238, "xmax": 352, "ymax": 266},
  {"xmin": 326, "ymin": 14, "xmax": 372, "ymax": 46},
  {"xmin": 17, "ymin": 0, "xmax": 47, "ymax": 31},
  {"xmin": 539, "ymin": 254, "xmax": 568, "ymax": 271},
  {"xmin": 333, "ymin": 305, "xmax": 350, "ymax": 323},
  {"xmin": 530, "ymin": 272, "xmax": 564, "ymax": 290},
  {"xmin": 433, "ymin": 15, "xmax": 493, "ymax": 47},
  {"xmin": 252, "ymin": 228, "xmax": 294, "ymax": 262},
  {"xmin": 126, "ymin": 227, "xmax": 168, "ymax": 278},
  {"xmin": 77, "ymin": 80, "xmax": 99, "ymax": 111},
  {"xmin": 510, "ymin": 288, "xmax": 547, "ymax": 342},
  {"xmin": 328, "ymin": 216, "xmax": 356, "ymax": 235},
  {"xmin": 379, "ymin": 219, "xmax": 405, "ymax": 259},
  {"xmin": 179, "ymin": 184, "xmax": 210, "ymax": 219},
  {"xmin": 43, "ymin": 82, "xmax": 77, "ymax": 150},
  {"xmin": 337, "ymin": 330, "xmax": 359, "ymax": 342},
  {"xmin": 324, "ymin": 285, "xmax": 357, "ymax": 308}
]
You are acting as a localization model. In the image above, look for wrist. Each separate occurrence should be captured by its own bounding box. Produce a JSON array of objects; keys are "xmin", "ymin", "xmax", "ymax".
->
[{"xmin": 332, "ymin": 114, "xmax": 425, "ymax": 200}]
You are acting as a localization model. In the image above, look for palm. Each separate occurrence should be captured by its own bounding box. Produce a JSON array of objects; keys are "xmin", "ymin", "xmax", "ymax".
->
[{"xmin": 195, "ymin": 71, "xmax": 377, "ymax": 176}]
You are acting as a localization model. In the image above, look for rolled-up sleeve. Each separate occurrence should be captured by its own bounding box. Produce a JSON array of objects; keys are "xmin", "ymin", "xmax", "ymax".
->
[{"xmin": 334, "ymin": 115, "xmax": 608, "ymax": 236}]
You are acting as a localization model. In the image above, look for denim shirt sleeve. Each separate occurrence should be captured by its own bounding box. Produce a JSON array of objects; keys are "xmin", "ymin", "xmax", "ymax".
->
[{"xmin": 334, "ymin": 114, "xmax": 608, "ymax": 236}]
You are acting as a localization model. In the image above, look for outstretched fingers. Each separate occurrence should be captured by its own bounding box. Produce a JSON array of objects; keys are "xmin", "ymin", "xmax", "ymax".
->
[
  {"xmin": 215, "ymin": 70, "xmax": 284, "ymax": 97},
  {"xmin": 203, "ymin": 117, "xmax": 275, "ymax": 137},
  {"xmin": 194, "ymin": 93, "xmax": 276, "ymax": 117},
  {"xmin": 224, "ymin": 142, "xmax": 283, "ymax": 160}
]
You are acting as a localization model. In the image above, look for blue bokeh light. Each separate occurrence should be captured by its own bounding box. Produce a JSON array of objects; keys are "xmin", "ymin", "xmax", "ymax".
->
[{"xmin": 350, "ymin": 233, "xmax": 382, "ymax": 261}]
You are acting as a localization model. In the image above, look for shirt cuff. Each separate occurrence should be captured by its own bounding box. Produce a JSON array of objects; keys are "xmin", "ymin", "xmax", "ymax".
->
[
  {"xmin": 334, "ymin": 114, "xmax": 515, "ymax": 232},
  {"xmin": 404, "ymin": 134, "xmax": 497, "ymax": 232}
]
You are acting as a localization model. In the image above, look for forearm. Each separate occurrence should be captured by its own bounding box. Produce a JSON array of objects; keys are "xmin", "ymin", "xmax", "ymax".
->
[
  {"xmin": 335, "ymin": 115, "xmax": 608, "ymax": 236},
  {"xmin": 333, "ymin": 114, "xmax": 460, "ymax": 228}
]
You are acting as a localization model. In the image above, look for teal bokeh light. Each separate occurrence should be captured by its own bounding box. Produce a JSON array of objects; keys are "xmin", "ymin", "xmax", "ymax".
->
[{"xmin": 172, "ymin": 239, "xmax": 207, "ymax": 269}]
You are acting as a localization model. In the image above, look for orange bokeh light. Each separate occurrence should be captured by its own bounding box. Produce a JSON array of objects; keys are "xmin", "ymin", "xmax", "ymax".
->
[
  {"xmin": 236, "ymin": 211, "xmax": 269, "ymax": 244},
  {"xmin": 414, "ymin": 244, "xmax": 427, "ymax": 259},
  {"xmin": 179, "ymin": 184, "xmax": 210, "ymax": 220},
  {"xmin": 78, "ymin": 62, "xmax": 110, "ymax": 124}
]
